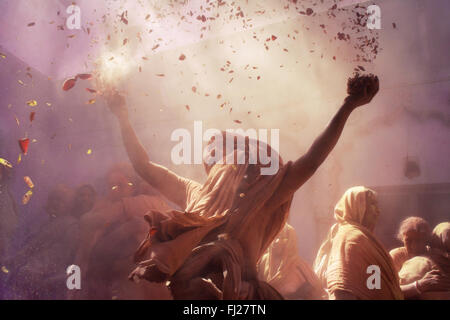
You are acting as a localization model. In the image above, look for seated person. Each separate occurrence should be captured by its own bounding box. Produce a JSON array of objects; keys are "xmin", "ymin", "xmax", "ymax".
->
[
  {"xmin": 390, "ymin": 217, "xmax": 431, "ymax": 272},
  {"xmin": 399, "ymin": 222, "xmax": 450, "ymax": 299},
  {"xmin": 313, "ymin": 186, "xmax": 403, "ymax": 300},
  {"xmin": 258, "ymin": 223, "xmax": 326, "ymax": 299}
]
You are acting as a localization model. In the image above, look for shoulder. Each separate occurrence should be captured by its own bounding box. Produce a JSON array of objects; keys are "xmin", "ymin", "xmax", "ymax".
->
[
  {"xmin": 399, "ymin": 256, "xmax": 433, "ymax": 285},
  {"xmin": 390, "ymin": 246, "xmax": 407, "ymax": 257}
]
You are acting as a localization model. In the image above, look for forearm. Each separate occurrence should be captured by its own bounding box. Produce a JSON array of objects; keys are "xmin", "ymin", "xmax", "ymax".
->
[
  {"xmin": 109, "ymin": 97, "xmax": 190, "ymax": 207},
  {"xmin": 304, "ymin": 99, "xmax": 354, "ymax": 169},
  {"xmin": 118, "ymin": 116, "xmax": 150, "ymax": 170},
  {"xmin": 400, "ymin": 282, "xmax": 421, "ymax": 299},
  {"xmin": 284, "ymin": 100, "xmax": 355, "ymax": 192}
]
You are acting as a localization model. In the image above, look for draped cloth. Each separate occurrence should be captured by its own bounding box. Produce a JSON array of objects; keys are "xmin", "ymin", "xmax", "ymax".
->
[
  {"xmin": 133, "ymin": 132, "xmax": 295, "ymax": 299},
  {"xmin": 258, "ymin": 223, "xmax": 326, "ymax": 299},
  {"xmin": 86, "ymin": 194, "xmax": 172, "ymax": 300},
  {"xmin": 398, "ymin": 222, "xmax": 450, "ymax": 300},
  {"xmin": 313, "ymin": 186, "xmax": 403, "ymax": 300},
  {"xmin": 389, "ymin": 247, "xmax": 410, "ymax": 272}
]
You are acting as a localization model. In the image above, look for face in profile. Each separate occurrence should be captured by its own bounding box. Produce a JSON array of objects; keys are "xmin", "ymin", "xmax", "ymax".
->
[
  {"xmin": 403, "ymin": 230, "xmax": 428, "ymax": 256},
  {"xmin": 363, "ymin": 192, "xmax": 380, "ymax": 231},
  {"xmin": 107, "ymin": 171, "xmax": 135, "ymax": 201}
]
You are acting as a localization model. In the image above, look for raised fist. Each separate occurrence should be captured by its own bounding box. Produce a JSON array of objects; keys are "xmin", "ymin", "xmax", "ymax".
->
[{"xmin": 346, "ymin": 73, "xmax": 379, "ymax": 108}]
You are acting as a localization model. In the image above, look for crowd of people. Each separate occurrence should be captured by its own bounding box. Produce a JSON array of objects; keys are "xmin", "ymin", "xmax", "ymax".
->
[
  {"xmin": 0, "ymin": 162, "xmax": 173, "ymax": 299},
  {"xmin": 0, "ymin": 74, "xmax": 449, "ymax": 300}
]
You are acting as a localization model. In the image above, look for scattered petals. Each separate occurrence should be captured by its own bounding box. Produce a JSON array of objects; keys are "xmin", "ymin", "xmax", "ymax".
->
[
  {"xmin": 29, "ymin": 112, "xmax": 36, "ymax": 122},
  {"xmin": 179, "ymin": 54, "xmax": 186, "ymax": 61}
]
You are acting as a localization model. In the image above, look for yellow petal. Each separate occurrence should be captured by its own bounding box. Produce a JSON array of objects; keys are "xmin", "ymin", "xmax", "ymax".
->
[
  {"xmin": 86, "ymin": 149, "xmax": 92, "ymax": 155},
  {"xmin": 24, "ymin": 176, "xmax": 34, "ymax": 189},
  {"xmin": 1, "ymin": 266, "xmax": 9, "ymax": 274},
  {"xmin": 26, "ymin": 100, "xmax": 37, "ymax": 107},
  {"xmin": 22, "ymin": 190, "xmax": 33, "ymax": 205},
  {"xmin": 0, "ymin": 158, "xmax": 13, "ymax": 168}
]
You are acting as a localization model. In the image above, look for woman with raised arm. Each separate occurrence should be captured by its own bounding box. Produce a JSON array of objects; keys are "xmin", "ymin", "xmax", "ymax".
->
[{"xmin": 105, "ymin": 74, "xmax": 381, "ymax": 299}]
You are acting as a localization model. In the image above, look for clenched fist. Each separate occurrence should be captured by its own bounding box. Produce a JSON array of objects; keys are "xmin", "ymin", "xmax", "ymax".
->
[{"xmin": 345, "ymin": 73, "xmax": 379, "ymax": 108}]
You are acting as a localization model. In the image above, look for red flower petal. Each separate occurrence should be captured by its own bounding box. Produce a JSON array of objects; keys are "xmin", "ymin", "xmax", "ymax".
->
[
  {"xmin": 62, "ymin": 78, "xmax": 77, "ymax": 91},
  {"xmin": 76, "ymin": 73, "xmax": 93, "ymax": 80},
  {"xmin": 19, "ymin": 138, "xmax": 30, "ymax": 155}
]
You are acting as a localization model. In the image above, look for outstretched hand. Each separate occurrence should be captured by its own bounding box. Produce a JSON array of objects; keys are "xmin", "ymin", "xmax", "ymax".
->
[
  {"xmin": 103, "ymin": 88, "xmax": 128, "ymax": 120},
  {"xmin": 345, "ymin": 73, "xmax": 379, "ymax": 108}
]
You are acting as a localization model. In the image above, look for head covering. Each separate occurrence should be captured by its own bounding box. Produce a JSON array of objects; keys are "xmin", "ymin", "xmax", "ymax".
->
[
  {"xmin": 134, "ymin": 132, "xmax": 293, "ymax": 299},
  {"xmin": 314, "ymin": 186, "xmax": 374, "ymax": 282},
  {"xmin": 313, "ymin": 186, "xmax": 403, "ymax": 300},
  {"xmin": 333, "ymin": 186, "xmax": 375, "ymax": 227}
]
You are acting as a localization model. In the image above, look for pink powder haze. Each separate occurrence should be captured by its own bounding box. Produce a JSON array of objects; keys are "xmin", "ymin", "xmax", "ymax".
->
[{"xmin": 0, "ymin": 0, "xmax": 449, "ymax": 263}]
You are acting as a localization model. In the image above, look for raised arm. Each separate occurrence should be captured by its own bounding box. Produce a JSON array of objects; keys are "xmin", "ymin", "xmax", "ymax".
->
[
  {"xmin": 105, "ymin": 90, "xmax": 191, "ymax": 208},
  {"xmin": 284, "ymin": 74, "xmax": 379, "ymax": 192}
]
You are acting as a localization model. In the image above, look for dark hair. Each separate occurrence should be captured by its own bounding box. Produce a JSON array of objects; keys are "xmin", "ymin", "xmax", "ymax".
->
[{"xmin": 76, "ymin": 184, "xmax": 96, "ymax": 196}]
